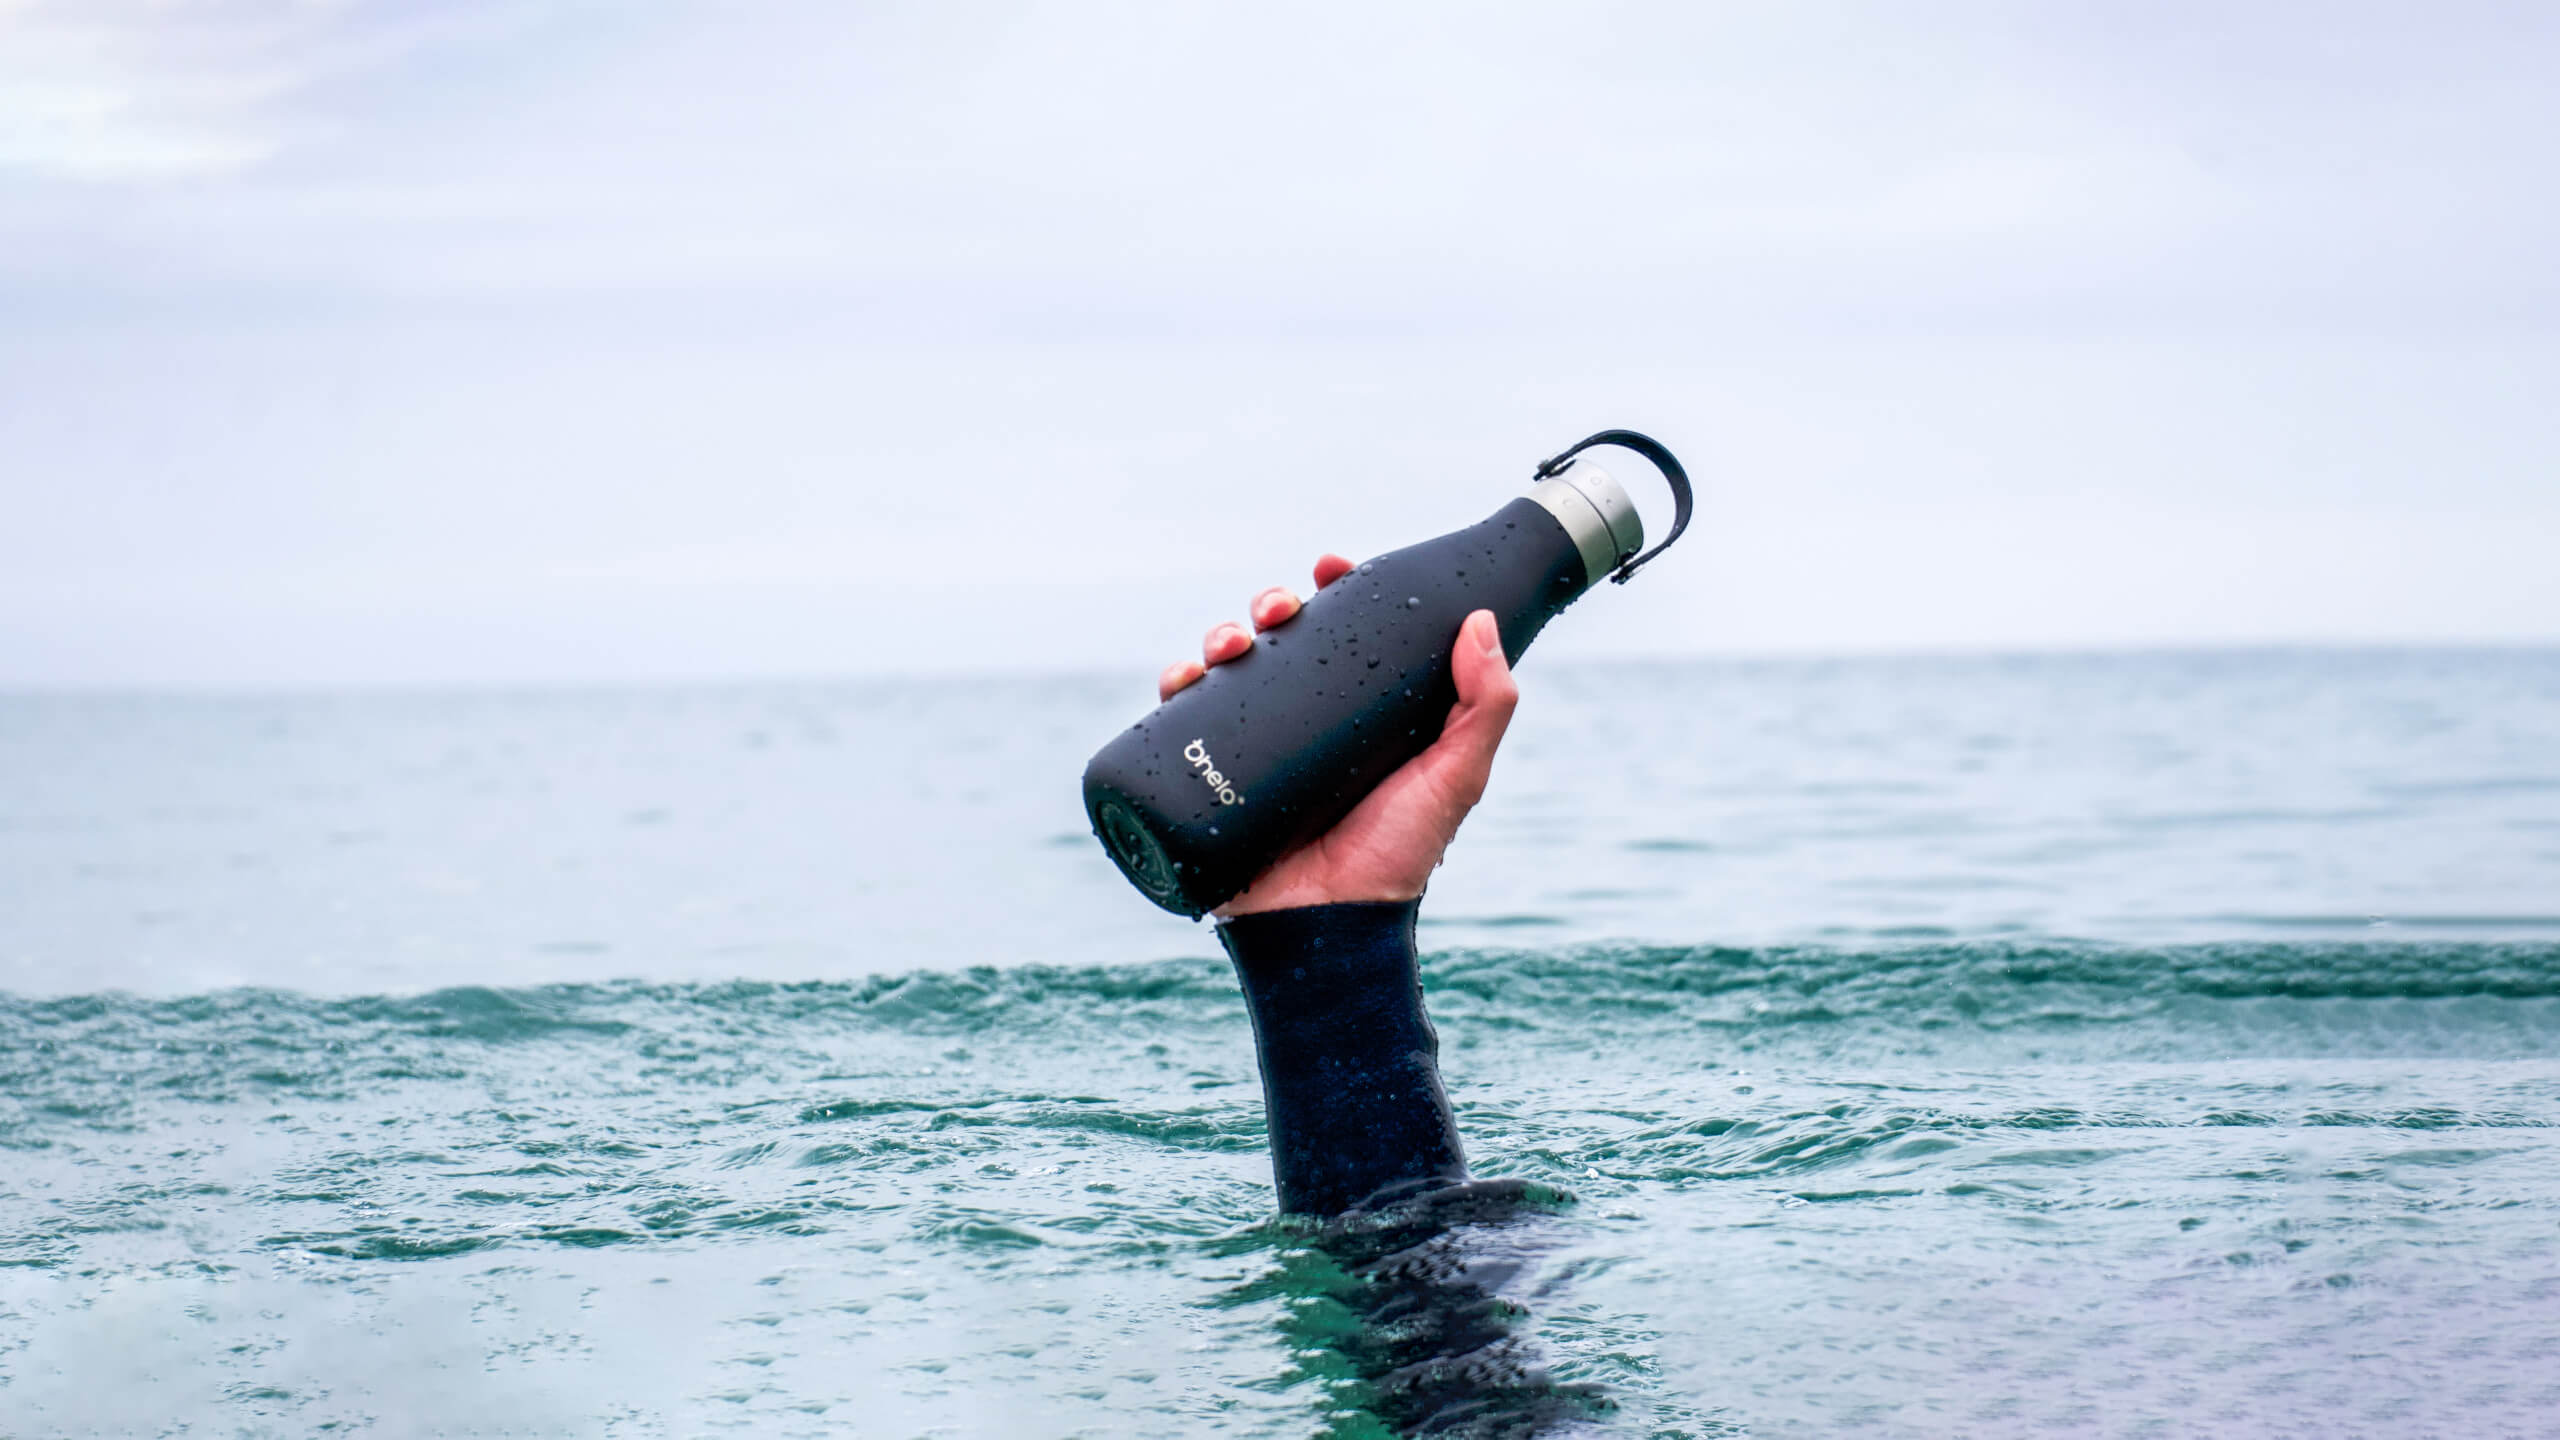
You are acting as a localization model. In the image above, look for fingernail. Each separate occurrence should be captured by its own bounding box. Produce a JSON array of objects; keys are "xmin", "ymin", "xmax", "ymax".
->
[{"xmin": 1472, "ymin": 611, "xmax": 1501, "ymax": 655}]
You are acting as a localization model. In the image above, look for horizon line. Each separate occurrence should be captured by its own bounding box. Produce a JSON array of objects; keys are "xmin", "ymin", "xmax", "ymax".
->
[{"xmin": 5, "ymin": 637, "xmax": 2555, "ymax": 703}]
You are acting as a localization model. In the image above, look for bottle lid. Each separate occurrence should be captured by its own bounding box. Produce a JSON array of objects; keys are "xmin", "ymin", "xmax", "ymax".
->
[{"xmin": 1527, "ymin": 460, "xmax": 1645, "ymax": 588}]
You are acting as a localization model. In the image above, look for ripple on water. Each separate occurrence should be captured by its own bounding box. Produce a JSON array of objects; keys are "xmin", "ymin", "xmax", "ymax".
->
[{"xmin": 1, "ymin": 944, "xmax": 2556, "ymax": 1435}]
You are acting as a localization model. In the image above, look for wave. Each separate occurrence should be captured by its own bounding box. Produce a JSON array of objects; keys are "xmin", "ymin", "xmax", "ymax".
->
[
  {"xmin": 6, "ymin": 939, "xmax": 2558, "ymax": 1036},
  {"xmin": 4, "ymin": 941, "xmax": 2555, "ymax": 1112}
]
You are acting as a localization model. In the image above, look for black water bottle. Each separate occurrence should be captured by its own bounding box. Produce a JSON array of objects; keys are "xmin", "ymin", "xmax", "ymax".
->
[{"xmin": 1082, "ymin": 430, "xmax": 1695, "ymax": 918}]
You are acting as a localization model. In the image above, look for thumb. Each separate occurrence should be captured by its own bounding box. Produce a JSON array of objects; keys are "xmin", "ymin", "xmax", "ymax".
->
[{"xmin": 1433, "ymin": 610, "xmax": 1519, "ymax": 793}]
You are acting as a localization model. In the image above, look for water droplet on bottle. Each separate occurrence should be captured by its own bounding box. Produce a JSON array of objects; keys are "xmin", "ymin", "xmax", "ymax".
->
[
  {"xmin": 1359, "ymin": 561, "xmax": 1374, "ymax": 574},
  {"xmin": 1406, "ymin": 597, "xmax": 1421, "ymax": 608}
]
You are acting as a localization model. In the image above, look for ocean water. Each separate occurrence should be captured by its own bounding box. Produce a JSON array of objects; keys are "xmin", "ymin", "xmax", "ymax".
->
[{"xmin": 3, "ymin": 649, "xmax": 2558, "ymax": 1437}]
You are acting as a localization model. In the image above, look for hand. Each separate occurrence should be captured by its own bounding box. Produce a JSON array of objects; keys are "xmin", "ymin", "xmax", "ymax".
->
[{"xmin": 1158, "ymin": 553, "xmax": 1522, "ymax": 919}]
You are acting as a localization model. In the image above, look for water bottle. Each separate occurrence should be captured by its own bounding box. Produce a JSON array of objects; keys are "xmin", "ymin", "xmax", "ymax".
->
[{"xmin": 1082, "ymin": 430, "xmax": 1695, "ymax": 917}]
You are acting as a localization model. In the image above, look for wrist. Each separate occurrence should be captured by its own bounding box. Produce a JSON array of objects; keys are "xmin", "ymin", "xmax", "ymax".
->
[
  {"xmin": 1215, "ymin": 897, "xmax": 1425, "ymax": 977},
  {"xmin": 1213, "ymin": 874, "xmax": 1424, "ymax": 920}
]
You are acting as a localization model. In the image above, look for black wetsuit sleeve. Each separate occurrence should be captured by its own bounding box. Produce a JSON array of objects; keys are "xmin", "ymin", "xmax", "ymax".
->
[{"xmin": 1217, "ymin": 899, "xmax": 1468, "ymax": 1215}]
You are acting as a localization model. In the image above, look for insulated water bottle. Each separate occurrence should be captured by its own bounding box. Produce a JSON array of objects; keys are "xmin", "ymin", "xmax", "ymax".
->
[{"xmin": 1082, "ymin": 430, "xmax": 1695, "ymax": 918}]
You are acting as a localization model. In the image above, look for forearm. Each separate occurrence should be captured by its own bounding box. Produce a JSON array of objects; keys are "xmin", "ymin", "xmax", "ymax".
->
[{"xmin": 1217, "ymin": 899, "xmax": 1467, "ymax": 1215}]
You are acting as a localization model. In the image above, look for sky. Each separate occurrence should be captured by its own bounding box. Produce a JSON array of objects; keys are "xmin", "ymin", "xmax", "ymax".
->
[{"xmin": 2, "ymin": 0, "xmax": 2554, "ymax": 688}]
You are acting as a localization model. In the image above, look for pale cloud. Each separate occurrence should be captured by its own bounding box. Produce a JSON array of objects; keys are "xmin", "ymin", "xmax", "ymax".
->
[
  {"xmin": 0, "ymin": 0, "xmax": 308, "ymax": 179},
  {"xmin": 0, "ymin": 2, "xmax": 2554, "ymax": 686},
  {"xmin": 3, "ymin": 3, "xmax": 2544, "ymax": 330},
  {"xmin": 0, "ymin": 0, "xmax": 520, "ymax": 181}
]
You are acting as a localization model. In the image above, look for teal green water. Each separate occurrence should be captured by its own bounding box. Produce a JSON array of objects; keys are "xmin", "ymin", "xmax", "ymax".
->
[
  {"xmin": 6, "ymin": 944, "xmax": 2558, "ymax": 1436},
  {"xmin": 4, "ymin": 652, "xmax": 2559, "ymax": 1435}
]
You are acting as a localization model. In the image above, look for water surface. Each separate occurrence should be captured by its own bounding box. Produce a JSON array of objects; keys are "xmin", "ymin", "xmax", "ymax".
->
[{"xmin": 3, "ymin": 650, "xmax": 2556, "ymax": 1435}]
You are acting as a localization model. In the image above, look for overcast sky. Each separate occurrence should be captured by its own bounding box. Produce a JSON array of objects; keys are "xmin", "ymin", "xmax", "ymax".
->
[{"xmin": 3, "ymin": 1, "xmax": 2554, "ymax": 688}]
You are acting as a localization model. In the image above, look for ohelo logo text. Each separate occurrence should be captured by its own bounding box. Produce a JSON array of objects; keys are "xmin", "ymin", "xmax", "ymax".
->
[{"xmin": 1182, "ymin": 739, "xmax": 1246, "ymax": 806}]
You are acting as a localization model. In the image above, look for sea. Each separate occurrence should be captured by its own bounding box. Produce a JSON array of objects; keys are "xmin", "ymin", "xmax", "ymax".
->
[{"xmin": 3, "ymin": 649, "xmax": 2556, "ymax": 1437}]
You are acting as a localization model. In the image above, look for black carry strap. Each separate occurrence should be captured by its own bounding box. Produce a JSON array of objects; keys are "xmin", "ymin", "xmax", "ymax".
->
[{"xmin": 1531, "ymin": 429, "xmax": 1694, "ymax": 584}]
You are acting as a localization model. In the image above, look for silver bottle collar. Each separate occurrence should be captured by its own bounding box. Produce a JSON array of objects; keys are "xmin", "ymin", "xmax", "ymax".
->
[{"xmin": 1526, "ymin": 459, "xmax": 1644, "ymax": 589}]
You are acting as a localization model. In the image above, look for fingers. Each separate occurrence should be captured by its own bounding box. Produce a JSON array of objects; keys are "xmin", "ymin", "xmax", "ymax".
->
[
  {"xmin": 1159, "ymin": 555, "xmax": 1354, "ymax": 703},
  {"xmin": 1202, "ymin": 621, "xmax": 1252, "ymax": 670},
  {"xmin": 1256, "ymin": 549, "xmax": 1356, "ymax": 628},
  {"xmin": 1159, "ymin": 610, "xmax": 1258, "ymax": 699},
  {"xmin": 1249, "ymin": 586, "xmax": 1300, "ymax": 633},
  {"xmin": 1157, "ymin": 616, "xmax": 1267, "ymax": 702},
  {"xmin": 1158, "ymin": 660, "xmax": 1204, "ymax": 702},
  {"xmin": 1432, "ymin": 610, "xmax": 1519, "ymax": 807}
]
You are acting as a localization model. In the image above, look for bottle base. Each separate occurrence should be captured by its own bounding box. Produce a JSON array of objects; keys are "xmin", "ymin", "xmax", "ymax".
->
[{"xmin": 1091, "ymin": 791, "xmax": 1194, "ymax": 916}]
